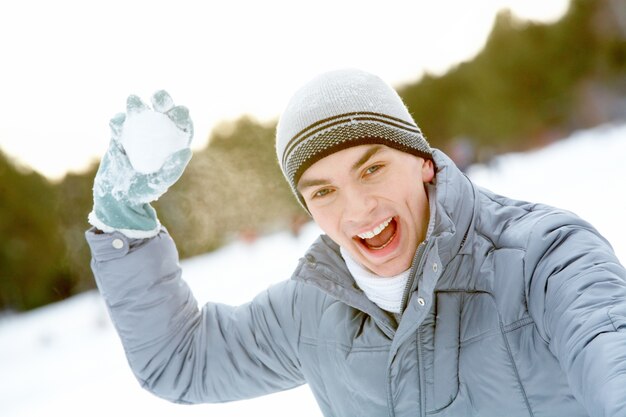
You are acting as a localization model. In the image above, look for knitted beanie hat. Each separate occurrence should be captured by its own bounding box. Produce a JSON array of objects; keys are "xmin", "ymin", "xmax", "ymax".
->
[{"xmin": 276, "ymin": 68, "xmax": 433, "ymax": 207}]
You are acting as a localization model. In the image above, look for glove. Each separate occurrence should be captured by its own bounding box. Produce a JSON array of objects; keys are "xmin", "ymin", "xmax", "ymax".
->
[{"xmin": 88, "ymin": 90, "xmax": 193, "ymax": 238}]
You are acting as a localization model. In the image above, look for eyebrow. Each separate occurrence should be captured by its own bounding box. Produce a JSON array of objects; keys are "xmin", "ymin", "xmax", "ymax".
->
[
  {"xmin": 351, "ymin": 145, "xmax": 384, "ymax": 172},
  {"xmin": 297, "ymin": 178, "xmax": 330, "ymax": 190},
  {"xmin": 297, "ymin": 145, "xmax": 385, "ymax": 191}
]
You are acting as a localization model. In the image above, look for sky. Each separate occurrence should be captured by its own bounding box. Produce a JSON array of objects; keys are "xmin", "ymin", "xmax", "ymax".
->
[
  {"xmin": 1, "ymin": 121, "xmax": 625, "ymax": 416},
  {"xmin": 0, "ymin": 0, "xmax": 569, "ymax": 180}
]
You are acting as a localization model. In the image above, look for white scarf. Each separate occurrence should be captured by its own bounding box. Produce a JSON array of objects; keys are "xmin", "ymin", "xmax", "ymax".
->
[{"xmin": 340, "ymin": 246, "xmax": 410, "ymax": 314}]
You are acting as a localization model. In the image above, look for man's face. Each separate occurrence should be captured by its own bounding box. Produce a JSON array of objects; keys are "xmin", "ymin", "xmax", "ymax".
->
[{"xmin": 297, "ymin": 144, "xmax": 434, "ymax": 277}]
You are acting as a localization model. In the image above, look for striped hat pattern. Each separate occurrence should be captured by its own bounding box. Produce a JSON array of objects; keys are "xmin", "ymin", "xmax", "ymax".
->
[{"xmin": 276, "ymin": 68, "xmax": 433, "ymax": 207}]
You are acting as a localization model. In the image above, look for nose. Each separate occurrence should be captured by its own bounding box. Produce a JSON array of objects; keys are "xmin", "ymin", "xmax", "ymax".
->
[{"xmin": 342, "ymin": 184, "xmax": 377, "ymax": 223}]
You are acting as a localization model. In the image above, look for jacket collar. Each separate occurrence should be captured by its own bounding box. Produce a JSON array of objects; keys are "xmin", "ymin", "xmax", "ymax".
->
[
  {"xmin": 427, "ymin": 149, "xmax": 476, "ymax": 269},
  {"xmin": 290, "ymin": 233, "xmax": 397, "ymax": 337}
]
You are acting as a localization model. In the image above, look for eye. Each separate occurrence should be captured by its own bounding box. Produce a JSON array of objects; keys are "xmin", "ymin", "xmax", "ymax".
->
[
  {"xmin": 364, "ymin": 164, "xmax": 383, "ymax": 176},
  {"xmin": 313, "ymin": 187, "xmax": 333, "ymax": 199}
]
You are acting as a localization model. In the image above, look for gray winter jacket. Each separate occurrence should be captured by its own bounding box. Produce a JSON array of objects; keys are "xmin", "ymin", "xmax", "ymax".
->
[{"xmin": 86, "ymin": 150, "xmax": 626, "ymax": 417}]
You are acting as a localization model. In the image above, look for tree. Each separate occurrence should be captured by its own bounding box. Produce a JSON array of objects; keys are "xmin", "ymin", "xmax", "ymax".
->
[{"xmin": 0, "ymin": 151, "xmax": 73, "ymax": 311}]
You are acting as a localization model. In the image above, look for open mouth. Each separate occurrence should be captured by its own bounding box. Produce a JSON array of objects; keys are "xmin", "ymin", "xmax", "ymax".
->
[{"xmin": 355, "ymin": 217, "xmax": 398, "ymax": 250}]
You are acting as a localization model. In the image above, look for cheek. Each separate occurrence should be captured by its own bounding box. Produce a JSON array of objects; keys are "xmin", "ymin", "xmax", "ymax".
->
[
  {"xmin": 310, "ymin": 206, "xmax": 342, "ymax": 237},
  {"xmin": 399, "ymin": 184, "xmax": 428, "ymax": 216}
]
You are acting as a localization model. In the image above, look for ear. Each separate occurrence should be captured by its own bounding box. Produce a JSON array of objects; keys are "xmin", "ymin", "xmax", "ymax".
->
[{"xmin": 422, "ymin": 159, "xmax": 435, "ymax": 183}]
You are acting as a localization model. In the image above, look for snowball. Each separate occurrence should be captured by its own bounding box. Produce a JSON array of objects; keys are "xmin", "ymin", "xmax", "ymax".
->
[{"xmin": 119, "ymin": 110, "xmax": 188, "ymax": 174}]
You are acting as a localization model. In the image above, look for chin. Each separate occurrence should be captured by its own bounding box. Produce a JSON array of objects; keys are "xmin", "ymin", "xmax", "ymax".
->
[{"xmin": 364, "ymin": 256, "xmax": 411, "ymax": 277}]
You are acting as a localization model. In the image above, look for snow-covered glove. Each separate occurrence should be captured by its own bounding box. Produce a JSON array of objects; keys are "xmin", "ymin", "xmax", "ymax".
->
[{"xmin": 88, "ymin": 90, "xmax": 193, "ymax": 238}]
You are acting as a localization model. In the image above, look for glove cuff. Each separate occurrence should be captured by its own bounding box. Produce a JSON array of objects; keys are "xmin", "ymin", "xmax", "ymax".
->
[{"xmin": 88, "ymin": 202, "xmax": 162, "ymax": 239}]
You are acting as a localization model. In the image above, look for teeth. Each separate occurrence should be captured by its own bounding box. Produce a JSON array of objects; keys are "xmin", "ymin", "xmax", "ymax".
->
[{"xmin": 357, "ymin": 217, "xmax": 393, "ymax": 240}]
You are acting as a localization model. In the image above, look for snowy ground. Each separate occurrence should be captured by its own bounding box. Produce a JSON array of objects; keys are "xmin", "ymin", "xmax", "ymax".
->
[{"xmin": 1, "ymin": 122, "xmax": 625, "ymax": 417}]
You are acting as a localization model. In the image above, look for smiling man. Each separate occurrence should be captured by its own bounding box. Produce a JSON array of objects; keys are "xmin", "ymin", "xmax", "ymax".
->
[
  {"xmin": 297, "ymin": 144, "xmax": 434, "ymax": 279},
  {"xmin": 86, "ymin": 69, "xmax": 626, "ymax": 417}
]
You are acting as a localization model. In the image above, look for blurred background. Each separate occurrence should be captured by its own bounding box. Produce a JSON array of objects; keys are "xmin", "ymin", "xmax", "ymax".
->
[{"xmin": 0, "ymin": 0, "xmax": 625, "ymax": 313}]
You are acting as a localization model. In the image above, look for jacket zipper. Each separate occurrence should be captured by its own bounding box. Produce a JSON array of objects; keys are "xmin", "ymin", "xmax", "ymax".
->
[
  {"xmin": 387, "ymin": 241, "xmax": 428, "ymax": 416},
  {"xmin": 416, "ymin": 327, "xmax": 426, "ymax": 417},
  {"xmin": 398, "ymin": 240, "xmax": 428, "ymax": 315}
]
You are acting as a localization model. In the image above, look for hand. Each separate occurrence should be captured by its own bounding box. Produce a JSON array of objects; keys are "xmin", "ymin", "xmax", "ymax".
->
[{"xmin": 88, "ymin": 91, "xmax": 193, "ymax": 238}]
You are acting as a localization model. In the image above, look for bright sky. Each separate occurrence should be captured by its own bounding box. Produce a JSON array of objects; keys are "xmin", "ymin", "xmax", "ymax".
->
[{"xmin": 0, "ymin": 0, "xmax": 569, "ymax": 180}]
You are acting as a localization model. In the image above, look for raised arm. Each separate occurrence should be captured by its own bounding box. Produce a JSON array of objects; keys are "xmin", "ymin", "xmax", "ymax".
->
[
  {"xmin": 86, "ymin": 92, "xmax": 304, "ymax": 403},
  {"xmin": 86, "ymin": 229, "xmax": 304, "ymax": 403}
]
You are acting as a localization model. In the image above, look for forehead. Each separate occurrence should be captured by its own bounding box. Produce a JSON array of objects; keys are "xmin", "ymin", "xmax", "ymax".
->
[{"xmin": 297, "ymin": 144, "xmax": 392, "ymax": 188}]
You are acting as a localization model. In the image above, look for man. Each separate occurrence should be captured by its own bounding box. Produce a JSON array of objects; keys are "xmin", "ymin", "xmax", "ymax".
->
[{"xmin": 86, "ymin": 69, "xmax": 626, "ymax": 417}]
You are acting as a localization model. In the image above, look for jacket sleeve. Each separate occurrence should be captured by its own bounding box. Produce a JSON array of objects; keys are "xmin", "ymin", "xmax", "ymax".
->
[
  {"xmin": 524, "ymin": 212, "xmax": 626, "ymax": 417},
  {"xmin": 85, "ymin": 227, "xmax": 305, "ymax": 404}
]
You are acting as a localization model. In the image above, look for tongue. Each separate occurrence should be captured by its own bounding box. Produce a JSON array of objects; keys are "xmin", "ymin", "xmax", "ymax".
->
[{"xmin": 364, "ymin": 219, "xmax": 397, "ymax": 249}]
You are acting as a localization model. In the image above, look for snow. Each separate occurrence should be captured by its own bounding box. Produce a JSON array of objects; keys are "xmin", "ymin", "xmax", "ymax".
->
[
  {"xmin": 466, "ymin": 123, "xmax": 626, "ymax": 261},
  {"xmin": 120, "ymin": 109, "xmax": 189, "ymax": 174},
  {"xmin": 1, "ymin": 122, "xmax": 625, "ymax": 417}
]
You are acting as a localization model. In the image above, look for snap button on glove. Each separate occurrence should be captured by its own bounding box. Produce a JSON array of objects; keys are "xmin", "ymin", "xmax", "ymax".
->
[{"xmin": 88, "ymin": 90, "xmax": 193, "ymax": 238}]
